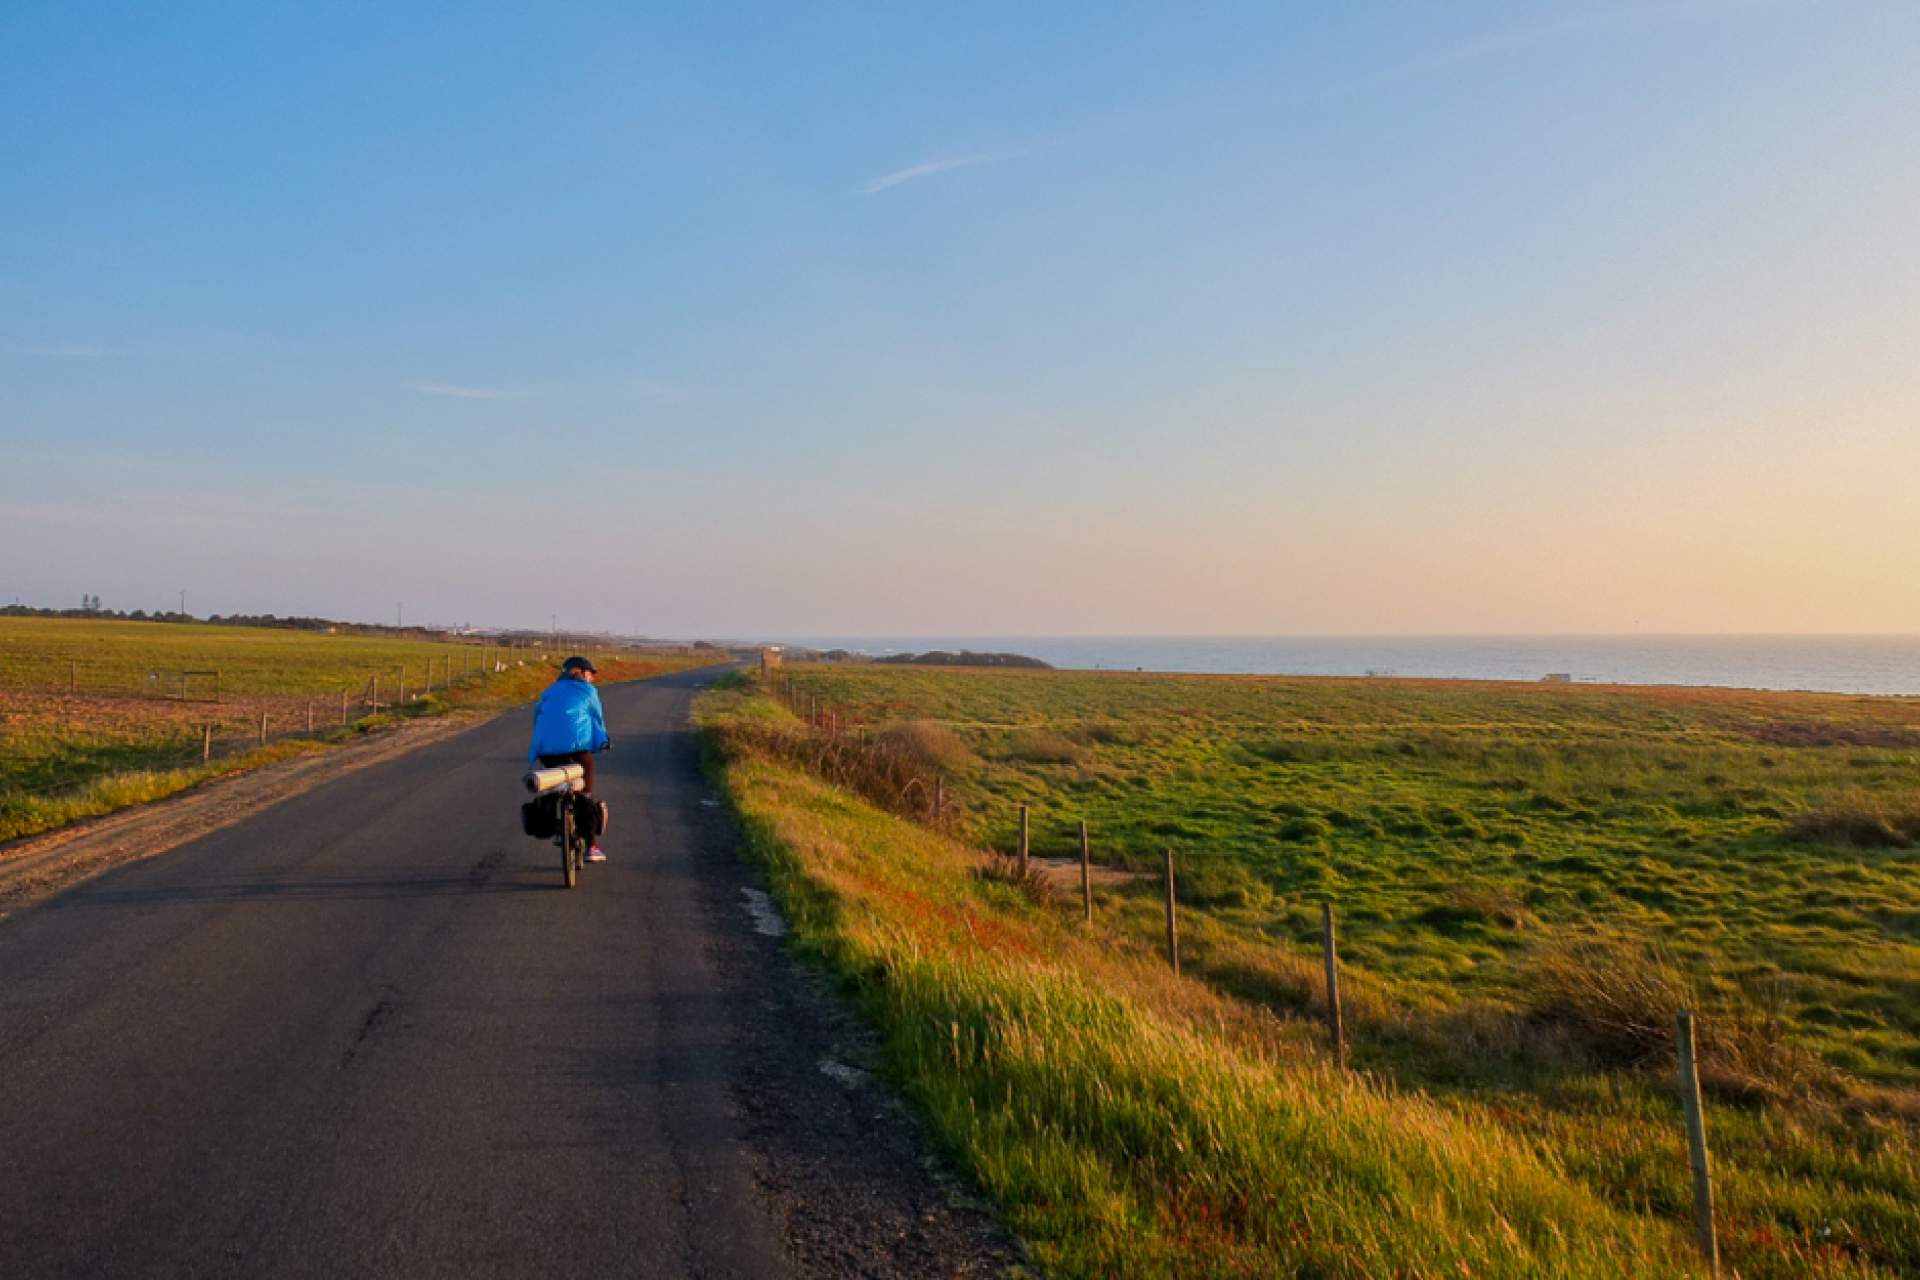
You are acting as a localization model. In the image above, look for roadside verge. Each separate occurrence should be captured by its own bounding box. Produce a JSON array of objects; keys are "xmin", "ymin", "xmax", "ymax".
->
[{"xmin": 696, "ymin": 676, "xmax": 1702, "ymax": 1278}]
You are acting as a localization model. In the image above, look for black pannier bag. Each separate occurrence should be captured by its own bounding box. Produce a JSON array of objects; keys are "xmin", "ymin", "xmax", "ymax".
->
[{"xmin": 521, "ymin": 797, "xmax": 559, "ymax": 839}]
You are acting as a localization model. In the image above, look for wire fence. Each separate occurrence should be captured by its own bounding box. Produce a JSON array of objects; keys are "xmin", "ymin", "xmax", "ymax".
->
[
  {"xmin": 759, "ymin": 669, "xmax": 1736, "ymax": 1271},
  {"xmin": 0, "ymin": 642, "xmax": 527, "ymax": 701},
  {"xmin": 0, "ymin": 646, "xmax": 524, "ymax": 809}
]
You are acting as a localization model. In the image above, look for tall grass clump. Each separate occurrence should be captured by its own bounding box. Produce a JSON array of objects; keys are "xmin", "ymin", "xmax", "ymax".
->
[
  {"xmin": 1788, "ymin": 789, "xmax": 1920, "ymax": 849},
  {"xmin": 876, "ymin": 718, "xmax": 982, "ymax": 773},
  {"xmin": 725, "ymin": 697, "xmax": 960, "ymax": 829},
  {"xmin": 1527, "ymin": 935, "xmax": 1828, "ymax": 1104}
]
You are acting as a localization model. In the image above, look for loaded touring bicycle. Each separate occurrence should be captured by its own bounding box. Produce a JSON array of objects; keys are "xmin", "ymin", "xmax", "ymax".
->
[{"xmin": 521, "ymin": 762, "xmax": 607, "ymax": 888}]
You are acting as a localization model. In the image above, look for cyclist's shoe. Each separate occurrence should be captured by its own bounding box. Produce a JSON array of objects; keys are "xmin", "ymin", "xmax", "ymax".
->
[{"xmin": 586, "ymin": 845, "xmax": 607, "ymax": 863}]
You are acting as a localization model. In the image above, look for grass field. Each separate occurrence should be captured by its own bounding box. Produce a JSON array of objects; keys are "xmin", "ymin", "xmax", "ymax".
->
[
  {"xmin": 0, "ymin": 616, "xmax": 713, "ymax": 843},
  {"xmin": 714, "ymin": 664, "xmax": 1920, "ymax": 1277}
]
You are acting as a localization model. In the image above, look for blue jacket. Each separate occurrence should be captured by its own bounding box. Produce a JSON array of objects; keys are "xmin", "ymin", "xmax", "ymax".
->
[{"xmin": 527, "ymin": 675, "xmax": 610, "ymax": 766}]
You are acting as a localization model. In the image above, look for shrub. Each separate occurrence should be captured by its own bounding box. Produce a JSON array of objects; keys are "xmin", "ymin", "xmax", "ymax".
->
[
  {"xmin": 1072, "ymin": 717, "xmax": 1144, "ymax": 746},
  {"xmin": 1788, "ymin": 789, "xmax": 1920, "ymax": 849},
  {"xmin": 719, "ymin": 712, "xmax": 961, "ymax": 829},
  {"xmin": 875, "ymin": 718, "xmax": 981, "ymax": 773},
  {"xmin": 1175, "ymin": 858, "xmax": 1272, "ymax": 910},
  {"xmin": 1526, "ymin": 934, "xmax": 1827, "ymax": 1102},
  {"xmin": 1277, "ymin": 815, "xmax": 1332, "ymax": 843},
  {"xmin": 1002, "ymin": 728, "xmax": 1087, "ymax": 765},
  {"xmin": 973, "ymin": 851, "xmax": 1061, "ymax": 908},
  {"xmin": 1418, "ymin": 883, "xmax": 1538, "ymax": 933}
]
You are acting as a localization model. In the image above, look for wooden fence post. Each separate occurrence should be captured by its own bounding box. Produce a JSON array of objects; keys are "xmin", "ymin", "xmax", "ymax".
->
[
  {"xmin": 1677, "ymin": 1011, "xmax": 1721, "ymax": 1275},
  {"xmin": 370, "ymin": 674, "xmax": 379, "ymax": 710},
  {"xmin": 398, "ymin": 665, "xmax": 407, "ymax": 704},
  {"xmin": 1079, "ymin": 819, "xmax": 1093, "ymax": 924},
  {"xmin": 933, "ymin": 776, "xmax": 944, "ymax": 822},
  {"xmin": 69, "ymin": 659, "xmax": 77, "ymax": 694},
  {"xmin": 202, "ymin": 723, "xmax": 212, "ymax": 762},
  {"xmin": 1163, "ymin": 849, "xmax": 1180, "ymax": 974},
  {"xmin": 340, "ymin": 689, "xmax": 349, "ymax": 724},
  {"xmin": 258, "ymin": 709, "xmax": 268, "ymax": 745},
  {"xmin": 305, "ymin": 700, "xmax": 313, "ymax": 733},
  {"xmin": 1321, "ymin": 901, "xmax": 1346, "ymax": 1067},
  {"xmin": 1018, "ymin": 805, "xmax": 1030, "ymax": 877}
]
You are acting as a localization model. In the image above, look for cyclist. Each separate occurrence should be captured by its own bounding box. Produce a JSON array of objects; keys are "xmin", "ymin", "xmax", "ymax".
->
[{"xmin": 528, "ymin": 655, "xmax": 611, "ymax": 862}]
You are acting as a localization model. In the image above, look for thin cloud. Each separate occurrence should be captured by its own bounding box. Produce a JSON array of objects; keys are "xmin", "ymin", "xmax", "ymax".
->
[
  {"xmin": 858, "ymin": 130, "xmax": 1092, "ymax": 196},
  {"xmin": 1334, "ymin": 0, "xmax": 1785, "ymax": 97},
  {"xmin": 857, "ymin": 2, "xmax": 1788, "ymax": 200},
  {"xmin": 634, "ymin": 377, "xmax": 692, "ymax": 404},
  {"xmin": 2, "ymin": 341, "xmax": 99, "ymax": 357},
  {"xmin": 861, "ymin": 153, "xmax": 1009, "ymax": 195},
  {"xmin": 412, "ymin": 382, "xmax": 512, "ymax": 400}
]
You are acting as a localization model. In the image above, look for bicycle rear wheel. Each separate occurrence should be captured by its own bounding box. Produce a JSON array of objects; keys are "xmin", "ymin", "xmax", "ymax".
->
[{"xmin": 560, "ymin": 801, "xmax": 578, "ymax": 889}]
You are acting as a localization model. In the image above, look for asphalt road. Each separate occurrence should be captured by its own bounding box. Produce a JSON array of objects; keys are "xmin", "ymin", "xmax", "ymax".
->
[{"xmin": 0, "ymin": 668, "xmax": 1017, "ymax": 1279}]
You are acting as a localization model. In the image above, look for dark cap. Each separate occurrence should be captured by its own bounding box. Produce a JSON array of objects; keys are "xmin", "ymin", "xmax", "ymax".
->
[{"xmin": 561, "ymin": 655, "xmax": 598, "ymax": 674}]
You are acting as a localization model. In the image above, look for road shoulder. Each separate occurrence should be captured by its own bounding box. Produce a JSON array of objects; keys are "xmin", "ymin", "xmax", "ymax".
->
[{"xmin": 670, "ymin": 704, "xmax": 1029, "ymax": 1278}]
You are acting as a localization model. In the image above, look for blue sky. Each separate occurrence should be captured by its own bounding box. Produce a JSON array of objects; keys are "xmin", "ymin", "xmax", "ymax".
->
[{"xmin": 3, "ymin": 2, "xmax": 1916, "ymax": 636}]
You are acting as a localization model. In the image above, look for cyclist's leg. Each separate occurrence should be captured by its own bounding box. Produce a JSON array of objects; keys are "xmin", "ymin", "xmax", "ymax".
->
[{"xmin": 539, "ymin": 751, "xmax": 601, "ymax": 846}]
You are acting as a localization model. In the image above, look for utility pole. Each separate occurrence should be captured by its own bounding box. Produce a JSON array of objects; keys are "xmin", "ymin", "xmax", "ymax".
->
[
  {"xmin": 397, "ymin": 603, "xmax": 404, "ymax": 629},
  {"xmin": 178, "ymin": 588, "xmax": 186, "ymax": 617}
]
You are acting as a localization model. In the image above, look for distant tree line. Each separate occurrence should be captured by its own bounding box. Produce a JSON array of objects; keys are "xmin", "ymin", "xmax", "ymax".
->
[
  {"xmin": 3, "ymin": 603, "xmax": 197, "ymax": 624},
  {"xmin": 873, "ymin": 650, "xmax": 1051, "ymax": 669},
  {"xmin": 0, "ymin": 603, "xmax": 439, "ymax": 638}
]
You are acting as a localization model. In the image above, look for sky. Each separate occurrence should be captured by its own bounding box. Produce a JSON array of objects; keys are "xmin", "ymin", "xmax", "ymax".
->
[{"xmin": 2, "ymin": 1, "xmax": 1916, "ymax": 638}]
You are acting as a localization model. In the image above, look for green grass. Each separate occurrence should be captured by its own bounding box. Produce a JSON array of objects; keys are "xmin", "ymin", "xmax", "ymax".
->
[
  {"xmin": 733, "ymin": 665, "xmax": 1920, "ymax": 1276},
  {"xmin": 777, "ymin": 665, "xmax": 1920, "ymax": 1087},
  {"xmin": 0, "ymin": 614, "xmax": 558, "ymax": 696},
  {"xmin": 701, "ymin": 682, "xmax": 1718, "ymax": 1277},
  {"xmin": 0, "ymin": 616, "xmax": 714, "ymax": 843}
]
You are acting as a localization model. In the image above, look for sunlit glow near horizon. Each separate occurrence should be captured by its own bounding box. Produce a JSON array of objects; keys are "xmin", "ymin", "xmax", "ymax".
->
[{"xmin": 4, "ymin": 3, "xmax": 1916, "ymax": 638}]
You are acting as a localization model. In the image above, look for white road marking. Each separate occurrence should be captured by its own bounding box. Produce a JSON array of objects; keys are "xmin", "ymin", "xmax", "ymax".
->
[{"xmin": 740, "ymin": 887, "xmax": 788, "ymax": 937}]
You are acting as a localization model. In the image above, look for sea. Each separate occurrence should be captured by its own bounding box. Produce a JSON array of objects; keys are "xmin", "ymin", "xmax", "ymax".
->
[{"xmin": 779, "ymin": 636, "xmax": 1920, "ymax": 698}]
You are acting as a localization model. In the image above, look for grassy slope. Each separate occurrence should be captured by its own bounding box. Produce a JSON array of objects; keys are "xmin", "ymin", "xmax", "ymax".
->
[
  {"xmin": 702, "ymin": 681, "xmax": 1703, "ymax": 1279},
  {"xmin": 779, "ymin": 666, "xmax": 1920, "ymax": 1086},
  {"xmin": 739, "ymin": 666, "xmax": 1919, "ymax": 1277}
]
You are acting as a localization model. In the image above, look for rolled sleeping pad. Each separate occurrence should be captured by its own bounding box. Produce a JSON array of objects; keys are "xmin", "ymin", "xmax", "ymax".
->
[{"xmin": 524, "ymin": 763, "xmax": 586, "ymax": 794}]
